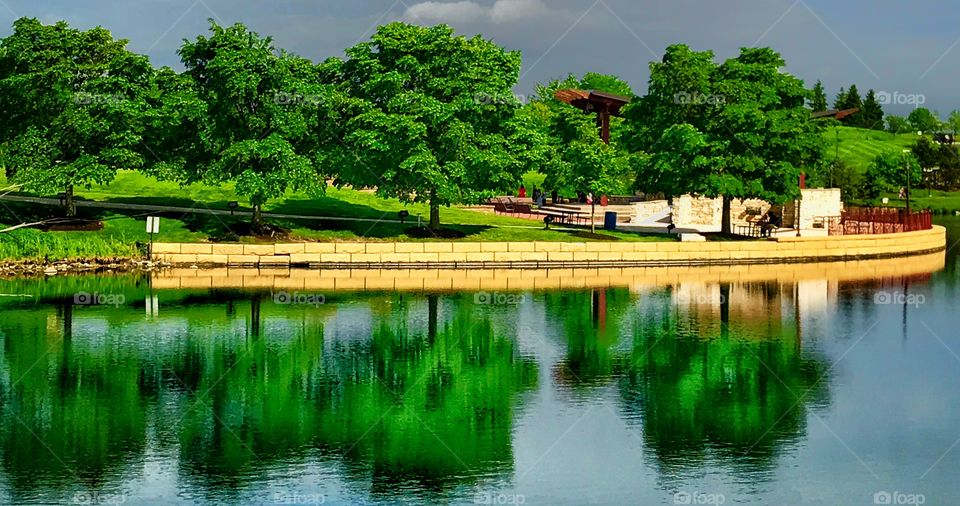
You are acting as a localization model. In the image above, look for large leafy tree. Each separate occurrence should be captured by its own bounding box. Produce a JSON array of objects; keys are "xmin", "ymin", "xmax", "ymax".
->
[
  {"xmin": 626, "ymin": 45, "xmax": 823, "ymax": 234},
  {"xmin": 863, "ymin": 150, "xmax": 921, "ymax": 200},
  {"xmin": 178, "ymin": 21, "xmax": 330, "ymax": 231},
  {"xmin": 0, "ymin": 18, "xmax": 152, "ymax": 216},
  {"xmin": 887, "ymin": 115, "xmax": 911, "ymax": 134},
  {"xmin": 329, "ymin": 22, "xmax": 525, "ymax": 231},
  {"xmin": 138, "ymin": 67, "xmax": 208, "ymax": 182},
  {"xmin": 908, "ymin": 107, "xmax": 940, "ymax": 133}
]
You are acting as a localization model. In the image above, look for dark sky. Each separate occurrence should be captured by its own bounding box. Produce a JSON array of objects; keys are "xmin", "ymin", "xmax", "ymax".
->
[{"xmin": 3, "ymin": 0, "xmax": 958, "ymax": 115}]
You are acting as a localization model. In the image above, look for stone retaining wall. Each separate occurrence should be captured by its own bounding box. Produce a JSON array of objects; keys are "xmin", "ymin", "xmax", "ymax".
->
[{"xmin": 150, "ymin": 226, "xmax": 947, "ymax": 268}]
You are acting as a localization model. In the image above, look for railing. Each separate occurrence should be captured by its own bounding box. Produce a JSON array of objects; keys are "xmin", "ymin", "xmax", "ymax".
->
[
  {"xmin": 827, "ymin": 207, "xmax": 933, "ymax": 236},
  {"xmin": 734, "ymin": 223, "xmax": 764, "ymax": 238}
]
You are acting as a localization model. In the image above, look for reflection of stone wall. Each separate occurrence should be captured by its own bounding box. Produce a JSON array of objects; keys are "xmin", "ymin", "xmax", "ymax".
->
[
  {"xmin": 673, "ymin": 195, "xmax": 770, "ymax": 227},
  {"xmin": 150, "ymin": 251, "xmax": 946, "ymax": 291}
]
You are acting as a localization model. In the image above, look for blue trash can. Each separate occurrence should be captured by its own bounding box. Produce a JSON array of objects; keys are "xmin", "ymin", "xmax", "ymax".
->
[{"xmin": 604, "ymin": 211, "xmax": 617, "ymax": 231}]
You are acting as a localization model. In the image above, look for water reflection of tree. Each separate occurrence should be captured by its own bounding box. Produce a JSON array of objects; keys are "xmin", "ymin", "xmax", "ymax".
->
[
  {"xmin": 0, "ymin": 292, "xmax": 537, "ymax": 501},
  {"xmin": 620, "ymin": 290, "xmax": 831, "ymax": 476},
  {"xmin": 0, "ymin": 301, "xmax": 147, "ymax": 496},
  {"xmin": 547, "ymin": 285, "xmax": 831, "ymax": 476},
  {"xmin": 546, "ymin": 289, "xmax": 634, "ymax": 392}
]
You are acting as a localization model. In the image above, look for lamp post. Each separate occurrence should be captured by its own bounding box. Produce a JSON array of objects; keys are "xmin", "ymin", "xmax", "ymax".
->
[{"xmin": 903, "ymin": 147, "xmax": 914, "ymax": 217}]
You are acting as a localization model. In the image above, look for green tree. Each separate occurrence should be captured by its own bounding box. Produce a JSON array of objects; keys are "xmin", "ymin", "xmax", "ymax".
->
[
  {"xmin": 329, "ymin": 22, "xmax": 525, "ymax": 231},
  {"xmin": 912, "ymin": 136, "xmax": 941, "ymax": 170},
  {"xmin": 138, "ymin": 67, "xmax": 207, "ymax": 182},
  {"xmin": 946, "ymin": 110, "xmax": 960, "ymax": 137},
  {"xmin": 833, "ymin": 86, "xmax": 846, "ymax": 110},
  {"xmin": 178, "ymin": 21, "xmax": 329, "ymax": 231},
  {"xmin": 886, "ymin": 115, "xmax": 911, "ymax": 134},
  {"xmin": 907, "ymin": 107, "xmax": 940, "ymax": 133},
  {"xmin": 625, "ymin": 45, "xmax": 823, "ymax": 234},
  {"xmin": 839, "ymin": 84, "xmax": 862, "ymax": 125},
  {"xmin": 829, "ymin": 159, "xmax": 863, "ymax": 200},
  {"xmin": 0, "ymin": 18, "xmax": 152, "ymax": 216},
  {"xmin": 578, "ymin": 72, "xmax": 634, "ymax": 97},
  {"xmin": 810, "ymin": 80, "xmax": 828, "ymax": 112},
  {"xmin": 863, "ymin": 150, "xmax": 921, "ymax": 200},
  {"xmin": 523, "ymin": 73, "xmax": 636, "ymax": 230},
  {"xmin": 860, "ymin": 89, "xmax": 885, "ymax": 129}
]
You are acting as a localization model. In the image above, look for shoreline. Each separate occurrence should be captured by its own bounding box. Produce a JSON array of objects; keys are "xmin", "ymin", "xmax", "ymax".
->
[
  {"xmin": 0, "ymin": 258, "xmax": 156, "ymax": 276},
  {"xmin": 1, "ymin": 225, "xmax": 947, "ymax": 275}
]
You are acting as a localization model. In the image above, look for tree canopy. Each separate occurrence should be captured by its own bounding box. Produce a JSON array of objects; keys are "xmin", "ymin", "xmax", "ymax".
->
[
  {"xmin": 908, "ymin": 107, "xmax": 940, "ymax": 133},
  {"xmin": 0, "ymin": 18, "xmax": 153, "ymax": 215},
  {"xmin": 625, "ymin": 44, "xmax": 823, "ymax": 233},
  {"xmin": 327, "ymin": 22, "xmax": 525, "ymax": 230},
  {"xmin": 177, "ymin": 20, "xmax": 331, "ymax": 230}
]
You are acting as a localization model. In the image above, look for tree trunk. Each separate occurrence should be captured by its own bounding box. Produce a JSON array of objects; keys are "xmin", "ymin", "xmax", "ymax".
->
[
  {"xmin": 64, "ymin": 185, "xmax": 76, "ymax": 217},
  {"xmin": 429, "ymin": 190, "xmax": 440, "ymax": 231},
  {"xmin": 720, "ymin": 195, "xmax": 732, "ymax": 235},
  {"xmin": 251, "ymin": 203, "xmax": 264, "ymax": 233},
  {"xmin": 719, "ymin": 283, "xmax": 730, "ymax": 340}
]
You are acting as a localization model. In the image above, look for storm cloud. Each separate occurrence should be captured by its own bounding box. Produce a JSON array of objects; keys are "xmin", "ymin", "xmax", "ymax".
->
[{"xmin": 1, "ymin": 0, "xmax": 957, "ymax": 114}]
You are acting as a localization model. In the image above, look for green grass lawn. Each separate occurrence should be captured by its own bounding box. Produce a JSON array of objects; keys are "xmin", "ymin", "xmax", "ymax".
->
[
  {"xmin": 851, "ymin": 190, "xmax": 960, "ymax": 215},
  {"xmin": 819, "ymin": 126, "xmax": 960, "ymax": 213},
  {"xmin": 824, "ymin": 126, "xmax": 920, "ymax": 172},
  {"xmin": 0, "ymin": 171, "xmax": 672, "ymax": 260}
]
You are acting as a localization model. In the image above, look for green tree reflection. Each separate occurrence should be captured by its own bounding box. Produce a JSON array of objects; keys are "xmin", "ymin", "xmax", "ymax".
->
[
  {"xmin": 0, "ymin": 292, "xmax": 537, "ymax": 500},
  {"xmin": 620, "ymin": 291, "xmax": 831, "ymax": 474},
  {"xmin": 0, "ymin": 301, "xmax": 147, "ymax": 493}
]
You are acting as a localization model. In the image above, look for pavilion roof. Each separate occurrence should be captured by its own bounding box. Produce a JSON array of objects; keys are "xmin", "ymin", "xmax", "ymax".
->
[
  {"xmin": 811, "ymin": 108, "xmax": 859, "ymax": 120},
  {"xmin": 555, "ymin": 89, "xmax": 631, "ymax": 116}
]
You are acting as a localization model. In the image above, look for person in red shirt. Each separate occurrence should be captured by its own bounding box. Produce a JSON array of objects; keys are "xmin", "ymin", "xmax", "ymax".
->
[{"xmin": 518, "ymin": 185, "xmax": 526, "ymax": 198}]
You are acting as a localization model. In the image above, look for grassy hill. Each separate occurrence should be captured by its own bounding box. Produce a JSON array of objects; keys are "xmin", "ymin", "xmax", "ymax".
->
[{"xmin": 823, "ymin": 126, "xmax": 920, "ymax": 172}]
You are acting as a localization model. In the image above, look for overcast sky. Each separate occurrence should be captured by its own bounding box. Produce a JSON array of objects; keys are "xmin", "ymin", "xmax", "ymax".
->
[{"xmin": 2, "ymin": 0, "xmax": 958, "ymax": 115}]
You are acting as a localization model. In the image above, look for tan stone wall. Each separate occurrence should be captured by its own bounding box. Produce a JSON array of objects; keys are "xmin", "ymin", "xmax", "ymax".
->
[
  {"xmin": 673, "ymin": 195, "xmax": 770, "ymax": 228},
  {"xmin": 151, "ymin": 251, "xmax": 946, "ymax": 292},
  {"xmin": 782, "ymin": 188, "xmax": 843, "ymax": 230},
  {"xmin": 673, "ymin": 189, "xmax": 842, "ymax": 230},
  {"xmin": 674, "ymin": 195, "xmax": 721, "ymax": 226},
  {"xmin": 150, "ymin": 226, "xmax": 947, "ymax": 268}
]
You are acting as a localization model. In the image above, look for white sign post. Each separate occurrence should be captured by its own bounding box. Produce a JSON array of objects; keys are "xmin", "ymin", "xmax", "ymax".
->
[{"xmin": 146, "ymin": 216, "xmax": 160, "ymax": 260}]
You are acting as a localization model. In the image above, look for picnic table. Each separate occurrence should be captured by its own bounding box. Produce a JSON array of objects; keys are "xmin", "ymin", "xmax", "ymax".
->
[{"xmin": 537, "ymin": 205, "xmax": 589, "ymax": 225}]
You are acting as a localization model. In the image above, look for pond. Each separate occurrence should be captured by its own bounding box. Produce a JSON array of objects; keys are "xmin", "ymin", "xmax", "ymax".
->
[{"xmin": 0, "ymin": 219, "xmax": 958, "ymax": 505}]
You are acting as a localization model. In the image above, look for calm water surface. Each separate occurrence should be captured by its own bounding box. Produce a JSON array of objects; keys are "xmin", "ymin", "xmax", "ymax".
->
[{"xmin": 1, "ymin": 219, "xmax": 959, "ymax": 505}]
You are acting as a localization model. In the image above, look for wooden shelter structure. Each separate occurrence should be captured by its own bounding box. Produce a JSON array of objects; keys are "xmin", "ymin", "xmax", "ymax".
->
[
  {"xmin": 555, "ymin": 89, "xmax": 631, "ymax": 144},
  {"xmin": 810, "ymin": 108, "xmax": 859, "ymax": 120}
]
